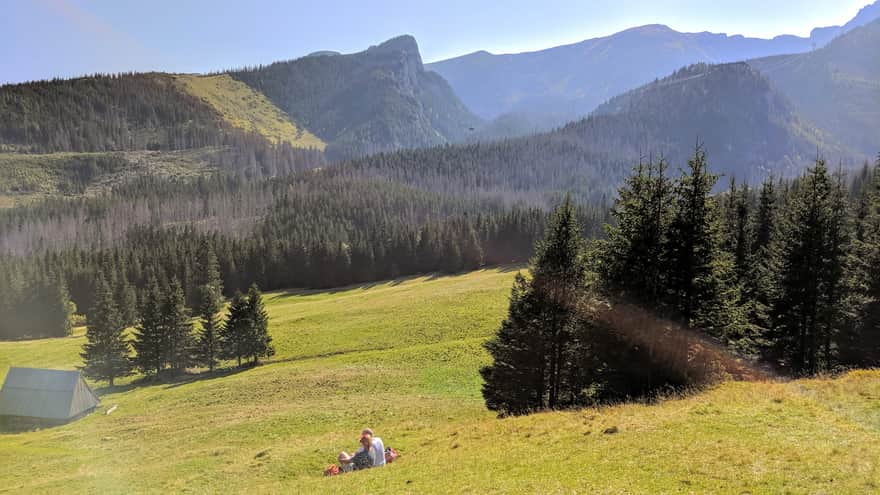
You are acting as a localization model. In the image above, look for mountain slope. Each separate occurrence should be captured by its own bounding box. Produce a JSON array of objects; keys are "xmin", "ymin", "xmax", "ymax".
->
[
  {"xmin": 589, "ymin": 62, "xmax": 851, "ymax": 179},
  {"xmin": 0, "ymin": 73, "xmax": 233, "ymax": 153},
  {"xmin": 749, "ymin": 19, "xmax": 880, "ymax": 156},
  {"xmin": 229, "ymin": 35, "xmax": 481, "ymax": 159},
  {"xmin": 0, "ymin": 35, "xmax": 479, "ymax": 160},
  {"xmin": 175, "ymin": 74, "xmax": 325, "ymax": 150},
  {"xmin": 427, "ymin": 3, "xmax": 880, "ymax": 127},
  {"xmin": 338, "ymin": 63, "xmax": 850, "ymax": 202},
  {"xmin": 809, "ymin": 0, "xmax": 880, "ymax": 46}
]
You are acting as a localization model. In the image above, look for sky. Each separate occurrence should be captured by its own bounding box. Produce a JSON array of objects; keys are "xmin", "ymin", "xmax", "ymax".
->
[{"xmin": 1, "ymin": 0, "xmax": 872, "ymax": 84}]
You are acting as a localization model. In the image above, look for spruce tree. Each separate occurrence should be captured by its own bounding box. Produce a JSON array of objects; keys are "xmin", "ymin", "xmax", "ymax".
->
[
  {"xmin": 664, "ymin": 145, "xmax": 744, "ymax": 342},
  {"xmin": 44, "ymin": 275, "xmax": 73, "ymax": 338},
  {"xmin": 194, "ymin": 245, "xmax": 224, "ymax": 371},
  {"xmin": 163, "ymin": 278, "xmax": 193, "ymax": 373},
  {"xmin": 245, "ymin": 284, "xmax": 274, "ymax": 364},
  {"xmin": 481, "ymin": 198, "xmax": 589, "ymax": 414},
  {"xmin": 531, "ymin": 197, "xmax": 589, "ymax": 409},
  {"xmin": 480, "ymin": 274, "xmax": 545, "ymax": 414},
  {"xmin": 116, "ymin": 278, "xmax": 138, "ymax": 328},
  {"xmin": 194, "ymin": 284, "xmax": 224, "ymax": 372},
  {"xmin": 597, "ymin": 158, "xmax": 673, "ymax": 305},
  {"xmin": 80, "ymin": 275, "xmax": 132, "ymax": 386},
  {"xmin": 665, "ymin": 145, "xmax": 718, "ymax": 319},
  {"xmin": 220, "ymin": 291, "xmax": 250, "ymax": 367},
  {"xmin": 132, "ymin": 276, "xmax": 165, "ymax": 376},
  {"xmin": 725, "ymin": 180, "xmax": 751, "ymax": 282},
  {"xmin": 864, "ymin": 159, "xmax": 880, "ymax": 364},
  {"xmin": 772, "ymin": 159, "xmax": 854, "ymax": 374},
  {"xmin": 746, "ymin": 177, "xmax": 781, "ymax": 340},
  {"xmin": 844, "ymin": 156, "xmax": 880, "ymax": 365}
]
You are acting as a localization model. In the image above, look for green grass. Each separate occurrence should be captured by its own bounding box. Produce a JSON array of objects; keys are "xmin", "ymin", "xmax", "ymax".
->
[
  {"xmin": 176, "ymin": 74, "xmax": 325, "ymax": 150},
  {"xmin": 1, "ymin": 267, "xmax": 879, "ymax": 494}
]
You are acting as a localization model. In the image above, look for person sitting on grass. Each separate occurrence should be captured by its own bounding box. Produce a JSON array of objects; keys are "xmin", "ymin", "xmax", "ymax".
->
[{"xmin": 339, "ymin": 428, "xmax": 386, "ymax": 472}]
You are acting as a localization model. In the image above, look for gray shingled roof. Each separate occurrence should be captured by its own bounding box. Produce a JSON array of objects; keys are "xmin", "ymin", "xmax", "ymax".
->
[{"xmin": 0, "ymin": 367, "xmax": 99, "ymax": 420}]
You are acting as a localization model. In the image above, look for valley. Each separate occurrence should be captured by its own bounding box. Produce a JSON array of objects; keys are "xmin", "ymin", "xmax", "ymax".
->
[{"xmin": 1, "ymin": 3, "xmax": 879, "ymax": 494}]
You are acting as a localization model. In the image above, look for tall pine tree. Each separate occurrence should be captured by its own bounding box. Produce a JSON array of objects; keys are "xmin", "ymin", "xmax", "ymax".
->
[
  {"xmin": 163, "ymin": 278, "xmax": 193, "ymax": 373},
  {"xmin": 746, "ymin": 177, "xmax": 781, "ymax": 341},
  {"xmin": 481, "ymin": 198, "xmax": 590, "ymax": 414},
  {"xmin": 80, "ymin": 275, "xmax": 132, "ymax": 386},
  {"xmin": 194, "ymin": 244, "xmax": 224, "ymax": 371},
  {"xmin": 244, "ymin": 284, "xmax": 274, "ymax": 364},
  {"xmin": 132, "ymin": 275, "xmax": 165, "ymax": 376},
  {"xmin": 597, "ymin": 158, "xmax": 673, "ymax": 305},
  {"xmin": 663, "ymin": 145, "xmax": 744, "ymax": 342},
  {"xmin": 220, "ymin": 291, "xmax": 250, "ymax": 367},
  {"xmin": 772, "ymin": 159, "xmax": 854, "ymax": 374}
]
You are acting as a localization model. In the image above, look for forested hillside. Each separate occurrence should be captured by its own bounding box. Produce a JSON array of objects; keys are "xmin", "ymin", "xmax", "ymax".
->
[
  {"xmin": 0, "ymin": 151, "xmax": 612, "ymax": 340},
  {"xmin": 229, "ymin": 36, "xmax": 481, "ymax": 159},
  {"xmin": 0, "ymin": 29, "xmax": 872, "ymax": 353},
  {"xmin": 590, "ymin": 62, "xmax": 853, "ymax": 181},
  {"xmin": 0, "ymin": 34, "xmax": 480, "ymax": 167},
  {"xmin": 0, "ymin": 73, "xmax": 232, "ymax": 153},
  {"xmin": 749, "ymin": 19, "xmax": 880, "ymax": 157},
  {"xmin": 175, "ymin": 74, "xmax": 325, "ymax": 150},
  {"xmin": 331, "ymin": 61, "xmax": 855, "ymax": 201},
  {"xmin": 1, "ymin": 54, "xmax": 864, "ymax": 340}
]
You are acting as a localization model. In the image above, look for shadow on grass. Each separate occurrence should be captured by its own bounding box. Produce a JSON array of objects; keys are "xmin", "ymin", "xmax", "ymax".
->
[
  {"xmin": 495, "ymin": 264, "xmax": 523, "ymax": 273},
  {"xmin": 161, "ymin": 365, "xmax": 256, "ymax": 390},
  {"xmin": 91, "ymin": 364, "xmax": 258, "ymax": 395},
  {"xmin": 263, "ymin": 264, "xmax": 525, "ymax": 301}
]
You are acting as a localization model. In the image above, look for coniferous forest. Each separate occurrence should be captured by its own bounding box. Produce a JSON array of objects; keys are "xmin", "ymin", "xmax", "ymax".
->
[{"xmin": 481, "ymin": 150, "xmax": 880, "ymax": 415}]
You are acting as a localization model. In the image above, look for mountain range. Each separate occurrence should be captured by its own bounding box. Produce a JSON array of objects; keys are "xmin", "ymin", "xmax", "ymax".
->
[
  {"xmin": 335, "ymin": 60, "xmax": 850, "ymax": 206},
  {"xmin": 428, "ymin": 1, "xmax": 880, "ymax": 131},
  {"xmin": 748, "ymin": 18, "xmax": 880, "ymax": 157},
  {"xmin": 0, "ymin": 3, "xmax": 876, "ymax": 208},
  {"xmin": 229, "ymin": 35, "xmax": 480, "ymax": 159},
  {"xmin": 0, "ymin": 36, "xmax": 479, "ymax": 161}
]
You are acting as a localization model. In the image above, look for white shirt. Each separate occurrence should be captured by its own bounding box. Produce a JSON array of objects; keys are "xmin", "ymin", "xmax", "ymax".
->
[{"xmin": 354, "ymin": 437, "xmax": 386, "ymax": 467}]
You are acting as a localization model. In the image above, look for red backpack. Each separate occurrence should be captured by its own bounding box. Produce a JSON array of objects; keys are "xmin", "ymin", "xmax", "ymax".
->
[{"xmin": 384, "ymin": 447, "xmax": 399, "ymax": 463}]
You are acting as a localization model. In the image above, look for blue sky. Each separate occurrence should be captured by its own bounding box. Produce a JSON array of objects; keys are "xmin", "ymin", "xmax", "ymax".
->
[{"xmin": 1, "ymin": 0, "xmax": 871, "ymax": 84}]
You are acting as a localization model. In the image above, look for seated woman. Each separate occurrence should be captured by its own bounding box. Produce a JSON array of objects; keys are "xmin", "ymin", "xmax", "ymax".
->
[{"xmin": 338, "ymin": 428, "xmax": 386, "ymax": 472}]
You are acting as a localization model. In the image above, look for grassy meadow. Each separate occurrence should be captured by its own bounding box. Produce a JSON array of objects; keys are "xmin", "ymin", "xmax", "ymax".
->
[
  {"xmin": 176, "ymin": 74, "xmax": 325, "ymax": 150},
  {"xmin": 0, "ymin": 267, "xmax": 878, "ymax": 494}
]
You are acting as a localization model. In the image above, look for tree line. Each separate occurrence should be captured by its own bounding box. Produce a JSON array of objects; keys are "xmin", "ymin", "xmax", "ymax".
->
[
  {"xmin": 481, "ymin": 149, "xmax": 880, "ymax": 415},
  {"xmin": 0, "ymin": 73, "xmax": 230, "ymax": 153},
  {"xmin": 0, "ymin": 171, "xmax": 613, "ymax": 340},
  {"xmin": 597, "ymin": 148, "xmax": 880, "ymax": 374},
  {"xmin": 80, "ymin": 247, "xmax": 274, "ymax": 386}
]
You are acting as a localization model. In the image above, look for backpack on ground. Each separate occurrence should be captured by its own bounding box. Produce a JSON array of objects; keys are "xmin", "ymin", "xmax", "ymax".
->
[{"xmin": 384, "ymin": 446, "xmax": 399, "ymax": 463}]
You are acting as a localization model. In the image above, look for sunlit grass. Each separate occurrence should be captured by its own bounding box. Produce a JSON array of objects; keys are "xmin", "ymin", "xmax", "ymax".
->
[
  {"xmin": 176, "ymin": 74, "xmax": 325, "ymax": 150},
  {"xmin": 1, "ymin": 267, "xmax": 878, "ymax": 494}
]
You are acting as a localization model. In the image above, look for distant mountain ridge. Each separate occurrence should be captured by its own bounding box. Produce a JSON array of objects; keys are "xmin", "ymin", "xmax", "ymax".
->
[
  {"xmin": 748, "ymin": 19, "xmax": 880, "ymax": 157},
  {"xmin": 229, "ymin": 35, "xmax": 481, "ymax": 159},
  {"xmin": 0, "ymin": 35, "xmax": 480, "ymax": 161},
  {"xmin": 427, "ymin": 1, "xmax": 880, "ymax": 131},
  {"xmin": 332, "ymin": 60, "xmax": 853, "ymax": 210}
]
